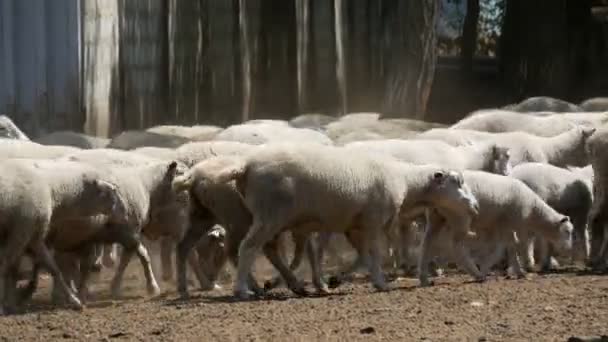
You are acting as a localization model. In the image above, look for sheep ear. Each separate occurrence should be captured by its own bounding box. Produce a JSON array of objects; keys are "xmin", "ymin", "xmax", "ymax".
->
[
  {"xmin": 560, "ymin": 216, "xmax": 571, "ymax": 224},
  {"xmin": 168, "ymin": 161, "xmax": 178, "ymax": 171},
  {"xmin": 432, "ymin": 171, "xmax": 446, "ymax": 185},
  {"xmin": 582, "ymin": 127, "xmax": 596, "ymax": 138}
]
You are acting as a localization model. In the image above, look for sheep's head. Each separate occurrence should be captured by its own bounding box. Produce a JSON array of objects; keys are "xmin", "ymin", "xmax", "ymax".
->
[
  {"xmin": 82, "ymin": 178, "xmax": 128, "ymax": 223},
  {"xmin": 425, "ymin": 170, "xmax": 479, "ymax": 219},
  {"xmin": 491, "ymin": 145, "xmax": 512, "ymax": 176},
  {"xmin": 547, "ymin": 216, "xmax": 574, "ymax": 253}
]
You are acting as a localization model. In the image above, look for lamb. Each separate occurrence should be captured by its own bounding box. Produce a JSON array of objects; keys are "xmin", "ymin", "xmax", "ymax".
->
[
  {"xmin": 146, "ymin": 125, "xmax": 223, "ymax": 141},
  {"xmin": 175, "ymin": 143, "xmax": 480, "ymax": 299},
  {"xmin": 453, "ymin": 110, "xmax": 578, "ymax": 136},
  {"xmin": 504, "ymin": 96, "xmax": 583, "ymax": 113},
  {"xmin": 509, "ymin": 163, "xmax": 593, "ymax": 270},
  {"xmin": 52, "ymin": 150, "xmax": 192, "ymax": 298},
  {"xmin": 344, "ymin": 139, "xmax": 511, "ymax": 175},
  {"xmin": 34, "ymin": 131, "xmax": 110, "ymax": 149},
  {"xmin": 170, "ymin": 154, "xmax": 315, "ymax": 298},
  {"xmin": 416, "ymin": 127, "xmax": 596, "ymax": 167},
  {"xmin": 0, "ymin": 115, "xmax": 29, "ymax": 140},
  {"xmin": 108, "ymin": 130, "xmax": 192, "ymax": 150},
  {"xmin": 289, "ymin": 113, "xmax": 337, "ymax": 131},
  {"xmin": 0, "ymin": 158, "xmax": 127, "ymax": 314},
  {"xmin": 580, "ymin": 97, "xmax": 608, "ymax": 112},
  {"xmin": 586, "ymin": 127, "xmax": 608, "ymax": 268},
  {"xmin": 324, "ymin": 114, "xmax": 425, "ymax": 143},
  {"xmin": 213, "ymin": 123, "xmax": 333, "ymax": 146},
  {"xmin": 0, "ymin": 139, "xmax": 81, "ymax": 159},
  {"xmin": 418, "ymin": 171, "xmax": 574, "ymax": 287}
]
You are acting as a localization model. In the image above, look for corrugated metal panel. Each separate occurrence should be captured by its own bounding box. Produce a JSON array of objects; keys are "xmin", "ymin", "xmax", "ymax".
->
[
  {"xmin": 119, "ymin": 0, "xmax": 166, "ymax": 130},
  {"xmin": 82, "ymin": 0, "xmax": 120, "ymax": 138},
  {"xmin": 0, "ymin": 0, "xmax": 82, "ymax": 137}
]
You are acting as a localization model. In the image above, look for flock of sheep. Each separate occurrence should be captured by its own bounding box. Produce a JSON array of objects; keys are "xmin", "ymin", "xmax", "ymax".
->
[{"xmin": 2, "ymin": 95, "xmax": 608, "ymax": 315}]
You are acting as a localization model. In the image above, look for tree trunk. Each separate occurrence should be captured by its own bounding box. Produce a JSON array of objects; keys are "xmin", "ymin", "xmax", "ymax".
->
[
  {"xmin": 382, "ymin": 0, "xmax": 439, "ymax": 119},
  {"xmin": 334, "ymin": 0, "xmax": 347, "ymax": 115},
  {"xmin": 256, "ymin": 0, "xmax": 297, "ymax": 118},
  {"xmin": 461, "ymin": 0, "xmax": 480, "ymax": 74},
  {"xmin": 237, "ymin": 0, "xmax": 251, "ymax": 122},
  {"xmin": 296, "ymin": 0, "xmax": 310, "ymax": 113},
  {"xmin": 499, "ymin": 0, "xmax": 593, "ymax": 100}
]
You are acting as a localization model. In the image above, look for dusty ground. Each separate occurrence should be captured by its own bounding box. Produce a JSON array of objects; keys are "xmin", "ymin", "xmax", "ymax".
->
[{"xmin": 1, "ymin": 259, "xmax": 607, "ymax": 342}]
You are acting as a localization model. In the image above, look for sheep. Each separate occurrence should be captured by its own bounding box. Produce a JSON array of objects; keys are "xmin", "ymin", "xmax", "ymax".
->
[
  {"xmin": 0, "ymin": 115, "xmax": 29, "ymax": 140},
  {"xmin": 173, "ymin": 141, "xmax": 256, "ymax": 167},
  {"xmin": 0, "ymin": 158, "xmax": 127, "ymax": 314},
  {"xmin": 418, "ymin": 170, "xmax": 574, "ymax": 287},
  {"xmin": 108, "ymin": 130, "xmax": 192, "ymax": 150},
  {"xmin": 213, "ymin": 123, "xmax": 333, "ymax": 146},
  {"xmin": 504, "ymin": 96, "xmax": 583, "ymax": 113},
  {"xmin": 289, "ymin": 113, "xmax": 337, "ymax": 131},
  {"xmin": 344, "ymin": 139, "xmax": 511, "ymax": 175},
  {"xmin": 34, "ymin": 131, "xmax": 110, "ymax": 149},
  {"xmin": 586, "ymin": 127, "xmax": 608, "ymax": 269},
  {"xmin": 146, "ymin": 125, "xmax": 222, "ymax": 141},
  {"xmin": 174, "ymin": 143, "xmax": 480, "ymax": 299},
  {"xmin": 509, "ymin": 163, "xmax": 593, "ymax": 270},
  {"xmin": 580, "ymin": 97, "xmax": 608, "ymax": 112},
  {"xmin": 324, "ymin": 114, "xmax": 422, "ymax": 143},
  {"xmin": 416, "ymin": 127, "xmax": 596, "ymax": 167},
  {"xmin": 0, "ymin": 139, "xmax": 81, "ymax": 159},
  {"xmin": 132, "ymin": 146, "xmax": 178, "ymax": 160},
  {"xmin": 53, "ymin": 150, "xmax": 192, "ymax": 298},
  {"xmin": 453, "ymin": 110, "xmax": 578, "ymax": 136},
  {"xmin": 170, "ymin": 154, "xmax": 315, "ymax": 298}
]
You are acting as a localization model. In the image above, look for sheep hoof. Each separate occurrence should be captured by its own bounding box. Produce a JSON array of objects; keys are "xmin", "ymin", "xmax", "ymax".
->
[
  {"xmin": 234, "ymin": 289, "xmax": 255, "ymax": 300},
  {"xmin": 200, "ymin": 283, "xmax": 221, "ymax": 292},
  {"xmin": 263, "ymin": 278, "xmax": 280, "ymax": 291},
  {"xmin": 147, "ymin": 284, "xmax": 161, "ymax": 297},
  {"xmin": 290, "ymin": 285, "xmax": 308, "ymax": 297},
  {"xmin": 178, "ymin": 290, "xmax": 190, "ymax": 300},
  {"xmin": 373, "ymin": 282, "xmax": 390, "ymax": 292},
  {"xmin": 419, "ymin": 279, "xmax": 434, "ymax": 287},
  {"xmin": 473, "ymin": 276, "xmax": 486, "ymax": 283},
  {"xmin": 327, "ymin": 276, "xmax": 343, "ymax": 289}
]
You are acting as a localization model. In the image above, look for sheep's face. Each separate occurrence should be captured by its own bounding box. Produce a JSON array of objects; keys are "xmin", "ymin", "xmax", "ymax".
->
[
  {"xmin": 82, "ymin": 178, "xmax": 128, "ymax": 223},
  {"xmin": 491, "ymin": 145, "xmax": 512, "ymax": 176},
  {"xmin": 576, "ymin": 127, "xmax": 597, "ymax": 165},
  {"xmin": 551, "ymin": 216, "xmax": 574, "ymax": 253},
  {"xmin": 426, "ymin": 170, "xmax": 479, "ymax": 219}
]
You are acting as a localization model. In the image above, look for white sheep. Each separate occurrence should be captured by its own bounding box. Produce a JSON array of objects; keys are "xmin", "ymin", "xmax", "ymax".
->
[
  {"xmin": 0, "ymin": 158, "xmax": 127, "ymax": 314},
  {"xmin": 510, "ymin": 163, "xmax": 593, "ymax": 270},
  {"xmin": 416, "ymin": 126, "xmax": 595, "ymax": 167},
  {"xmin": 175, "ymin": 143, "xmax": 479, "ymax": 299},
  {"xmin": 418, "ymin": 171, "xmax": 574, "ymax": 287}
]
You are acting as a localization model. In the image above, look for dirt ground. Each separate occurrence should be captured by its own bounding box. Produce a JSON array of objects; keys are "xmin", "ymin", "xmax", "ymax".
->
[{"xmin": 1, "ymin": 258, "xmax": 607, "ymax": 342}]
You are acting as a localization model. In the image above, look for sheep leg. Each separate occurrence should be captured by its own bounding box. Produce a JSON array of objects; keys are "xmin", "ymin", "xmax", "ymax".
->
[
  {"xmin": 265, "ymin": 232, "xmax": 308, "ymax": 290},
  {"xmin": 176, "ymin": 225, "xmax": 207, "ymax": 298},
  {"xmin": 134, "ymin": 242, "xmax": 161, "ymax": 296},
  {"xmin": 32, "ymin": 241, "xmax": 82, "ymax": 310},
  {"xmin": 506, "ymin": 238, "xmax": 526, "ymax": 279},
  {"xmin": 161, "ymin": 238, "xmax": 174, "ymax": 282},
  {"xmin": 366, "ymin": 228, "xmax": 389, "ymax": 292},
  {"xmin": 102, "ymin": 244, "xmax": 117, "ymax": 268},
  {"xmin": 262, "ymin": 240, "xmax": 307, "ymax": 296},
  {"xmin": 235, "ymin": 221, "xmax": 277, "ymax": 299},
  {"xmin": 187, "ymin": 248, "xmax": 215, "ymax": 291},
  {"xmin": 516, "ymin": 231, "xmax": 535, "ymax": 272},
  {"xmin": 0, "ymin": 230, "xmax": 33, "ymax": 315},
  {"xmin": 418, "ymin": 212, "xmax": 443, "ymax": 287},
  {"xmin": 110, "ymin": 248, "xmax": 134, "ymax": 298},
  {"xmin": 306, "ymin": 236, "xmax": 329, "ymax": 294},
  {"xmin": 52, "ymin": 251, "xmax": 78, "ymax": 304},
  {"xmin": 479, "ymin": 243, "xmax": 506, "ymax": 277},
  {"xmin": 76, "ymin": 245, "xmax": 98, "ymax": 303},
  {"xmin": 452, "ymin": 241, "xmax": 484, "ymax": 282},
  {"xmin": 226, "ymin": 240, "xmax": 264, "ymax": 295},
  {"xmin": 589, "ymin": 214, "xmax": 606, "ymax": 268}
]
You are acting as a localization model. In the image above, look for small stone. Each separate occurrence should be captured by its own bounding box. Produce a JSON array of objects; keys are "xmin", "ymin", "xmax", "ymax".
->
[
  {"xmin": 360, "ymin": 327, "xmax": 375, "ymax": 334},
  {"xmin": 470, "ymin": 301, "xmax": 484, "ymax": 307}
]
